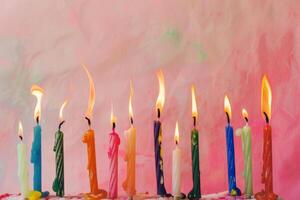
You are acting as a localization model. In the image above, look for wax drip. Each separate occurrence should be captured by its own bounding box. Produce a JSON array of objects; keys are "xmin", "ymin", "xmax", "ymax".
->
[
  {"xmin": 193, "ymin": 116, "xmax": 196, "ymax": 127},
  {"xmin": 157, "ymin": 108, "xmax": 161, "ymax": 119},
  {"xmin": 85, "ymin": 117, "xmax": 91, "ymax": 127},
  {"xmin": 59, "ymin": 121, "xmax": 65, "ymax": 130},
  {"xmin": 226, "ymin": 112, "xmax": 230, "ymax": 124},
  {"xmin": 263, "ymin": 112, "xmax": 269, "ymax": 124}
]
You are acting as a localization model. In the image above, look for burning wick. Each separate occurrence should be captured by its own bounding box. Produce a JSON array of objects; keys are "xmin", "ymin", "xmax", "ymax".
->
[
  {"xmin": 226, "ymin": 112, "xmax": 230, "ymax": 124},
  {"xmin": 59, "ymin": 121, "xmax": 65, "ymax": 130},
  {"xmin": 157, "ymin": 108, "xmax": 161, "ymax": 119},
  {"xmin": 85, "ymin": 117, "xmax": 91, "ymax": 128},
  {"xmin": 193, "ymin": 116, "xmax": 196, "ymax": 127},
  {"xmin": 112, "ymin": 122, "xmax": 116, "ymax": 130},
  {"xmin": 263, "ymin": 112, "xmax": 269, "ymax": 124},
  {"xmin": 130, "ymin": 117, "xmax": 133, "ymax": 125},
  {"xmin": 36, "ymin": 116, "xmax": 39, "ymax": 124}
]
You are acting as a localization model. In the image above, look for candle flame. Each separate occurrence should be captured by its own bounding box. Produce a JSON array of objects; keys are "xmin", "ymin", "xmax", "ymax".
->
[
  {"xmin": 59, "ymin": 100, "xmax": 68, "ymax": 121},
  {"xmin": 224, "ymin": 95, "xmax": 232, "ymax": 120},
  {"xmin": 191, "ymin": 85, "xmax": 198, "ymax": 118},
  {"xmin": 31, "ymin": 85, "xmax": 44, "ymax": 121},
  {"xmin": 18, "ymin": 121, "xmax": 23, "ymax": 138},
  {"xmin": 111, "ymin": 104, "xmax": 117, "ymax": 124},
  {"xmin": 242, "ymin": 108, "xmax": 248, "ymax": 119},
  {"xmin": 174, "ymin": 121, "xmax": 179, "ymax": 144},
  {"xmin": 261, "ymin": 75, "xmax": 272, "ymax": 120},
  {"xmin": 156, "ymin": 69, "xmax": 165, "ymax": 113},
  {"xmin": 129, "ymin": 81, "xmax": 134, "ymax": 120},
  {"xmin": 83, "ymin": 64, "xmax": 95, "ymax": 119}
]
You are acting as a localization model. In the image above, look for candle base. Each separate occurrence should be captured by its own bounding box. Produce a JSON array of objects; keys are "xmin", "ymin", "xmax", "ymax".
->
[
  {"xmin": 255, "ymin": 191, "xmax": 277, "ymax": 200},
  {"xmin": 84, "ymin": 189, "xmax": 107, "ymax": 200}
]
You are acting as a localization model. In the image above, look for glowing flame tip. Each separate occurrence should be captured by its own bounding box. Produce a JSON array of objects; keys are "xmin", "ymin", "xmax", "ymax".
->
[
  {"xmin": 174, "ymin": 121, "xmax": 179, "ymax": 144},
  {"xmin": 224, "ymin": 95, "xmax": 232, "ymax": 120},
  {"xmin": 191, "ymin": 85, "xmax": 198, "ymax": 118},
  {"xmin": 155, "ymin": 69, "xmax": 165, "ymax": 113},
  {"xmin": 31, "ymin": 84, "xmax": 44, "ymax": 121},
  {"xmin": 82, "ymin": 64, "xmax": 95, "ymax": 119},
  {"xmin": 59, "ymin": 100, "xmax": 68, "ymax": 121},
  {"xmin": 261, "ymin": 75, "xmax": 272, "ymax": 120},
  {"xmin": 18, "ymin": 121, "xmax": 23, "ymax": 138}
]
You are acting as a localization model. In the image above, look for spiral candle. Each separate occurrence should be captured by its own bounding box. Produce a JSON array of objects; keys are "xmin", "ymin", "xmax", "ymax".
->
[
  {"xmin": 53, "ymin": 130, "xmax": 64, "ymax": 197},
  {"xmin": 108, "ymin": 131, "xmax": 120, "ymax": 198}
]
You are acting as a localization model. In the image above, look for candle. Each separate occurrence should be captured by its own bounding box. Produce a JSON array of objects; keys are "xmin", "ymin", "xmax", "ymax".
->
[
  {"xmin": 224, "ymin": 95, "xmax": 241, "ymax": 196},
  {"xmin": 30, "ymin": 85, "xmax": 49, "ymax": 197},
  {"xmin": 188, "ymin": 85, "xmax": 201, "ymax": 199},
  {"xmin": 153, "ymin": 70, "xmax": 171, "ymax": 197},
  {"xmin": 52, "ymin": 100, "xmax": 67, "ymax": 197},
  {"xmin": 172, "ymin": 121, "xmax": 181, "ymax": 197},
  {"xmin": 236, "ymin": 109, "xmax": 253, "ymax": 198},
  {"xmin": 122, "ymin": 82, "xmax": 136, "ymax": 197},
  {"xmin": 82, "ymin": 65, "xmax": 107, "ymax": 199},
  {"xmin": 255, "ymin": 76, "xmax": 277, "ymax": 200},
  {"xmin": 108, "ymin": 106, "xmax": 120, "ymax": 198},
  {"xmin": 17, "ymin": 121, "xmax": 30, "ymax": 198}
]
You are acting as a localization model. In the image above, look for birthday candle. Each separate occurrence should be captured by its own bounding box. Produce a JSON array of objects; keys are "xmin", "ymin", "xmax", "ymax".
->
[
  {"xmin": 123, "ymin": 82, "xmax": 136, "ymax": 197},
  {"xmin": 17, "ymin": 121, "xmax": 30, "ymax": 198},
  {"xmin": 108, "ymin": 107, "xmax": 120, "ymax": 198},
  {"xmin": 172, "ymin": 121, "xmax": 181, "ymax": 197}
]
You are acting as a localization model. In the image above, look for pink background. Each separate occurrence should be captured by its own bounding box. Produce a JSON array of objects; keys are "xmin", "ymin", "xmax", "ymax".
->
[{"xmin": 0, "ymin": 1, "xmax": 299, "ymax": 199}]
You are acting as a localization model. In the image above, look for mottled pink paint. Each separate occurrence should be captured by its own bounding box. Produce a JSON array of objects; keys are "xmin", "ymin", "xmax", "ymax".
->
[{"xmin": 0, "ymin": 1, "xmax": 299, "ymax": 199}]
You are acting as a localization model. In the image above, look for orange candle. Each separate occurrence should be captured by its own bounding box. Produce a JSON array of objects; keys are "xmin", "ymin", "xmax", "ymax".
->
[{"xmin": 82, "ymin": 65, "xmax": 107, "ymax": 199}]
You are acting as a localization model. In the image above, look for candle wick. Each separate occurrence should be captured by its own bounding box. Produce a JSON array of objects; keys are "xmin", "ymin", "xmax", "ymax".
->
[
  {"xmin": 193, "ymin": 116, "xmax": 196, "ymax": 127},
  {"xmin": 85, "ymin": 117, "xmax": 91, "ymax": 128},
  {"xmin": 157, "ymin": 108, "xmax": 161, "ymax": 119},
  {"xmin": 263, "ymin": 112, "xmax": 269, "ymax": 124},
  {"xmin": 59, "ymin": 120, "xmax": 65, "ymax": 130},
  {"xmin": 36, "ymin": 116, "xmax": 39, "ymax": 124},
  {"xmin": 175, "ymin": 140, "xmax": 178, "ymax": 145},
  {"xmin": 19, "ymin": 136, "xmax": 23, "ymax": 141},
  {"xmin": 244, "ymin": 117, "xmax": 249, "ymax": 123},
  {"xmin": 112, "ymin": 122, "xmax": 116, "ymax": 131},
  {"xmin": 130, "ymin": 117, "xmax": 134, "ymax": 125},
  {"xmin": 226, "ymin": 112, "xmax": 230, "ymax": 124}
]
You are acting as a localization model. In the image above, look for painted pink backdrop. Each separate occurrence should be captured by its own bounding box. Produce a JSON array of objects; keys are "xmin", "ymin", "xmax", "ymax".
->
[{"xmin": 0, "ymin": 0, "xmax": 299, "ymax": 199}]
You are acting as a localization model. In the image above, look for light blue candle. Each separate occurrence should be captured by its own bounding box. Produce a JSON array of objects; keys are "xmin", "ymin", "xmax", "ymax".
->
[{"xmin": 31, "ymin": 122, "xmax": 42, "ymax": 191}]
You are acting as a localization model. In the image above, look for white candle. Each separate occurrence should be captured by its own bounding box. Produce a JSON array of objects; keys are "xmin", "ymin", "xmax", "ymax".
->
[
  {"xmin": 172, "ymin": 121, "xmax": 181, "ymax": 197},
  {"xmin": 17, "ymin": 121, "xmax": 30, "ymax": 198}
]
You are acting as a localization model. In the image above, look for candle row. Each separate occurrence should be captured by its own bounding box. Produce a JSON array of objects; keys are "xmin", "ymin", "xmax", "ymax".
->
[{"xmin": 16, "ymin": 65, "xmax": 278, "ymax": 200}]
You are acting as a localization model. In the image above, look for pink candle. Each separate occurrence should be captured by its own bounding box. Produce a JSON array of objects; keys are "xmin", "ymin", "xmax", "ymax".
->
[{"xmin": 108, "ymin": 108, "xmax": 120, "ymax": 198}]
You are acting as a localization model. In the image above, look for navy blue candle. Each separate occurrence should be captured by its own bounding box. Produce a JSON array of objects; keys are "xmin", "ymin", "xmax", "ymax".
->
[{"xmin": 224, "ymin": 96, "xmax": 240, "ymax": 196}]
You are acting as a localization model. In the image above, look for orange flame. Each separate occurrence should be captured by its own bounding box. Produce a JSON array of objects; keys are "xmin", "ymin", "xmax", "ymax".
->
[
  {"xmin": 261, "ymin": 75, "xmax": 272, "ymax": 120},
  {"xmin": 224, "ymin": 95, "xmax": 232, "ymax": 120},
  {"xmin": 111, "ymin": 104, "xmax": 117, "ymax": 124},
  {"xmin": 83, "ymin": 64, "xmax": 95, "ymax": 119},
  {"xmin": 59, "ymin": 100, "xmax": 68, "ymax": 122},
  {"xmin": 191, "ymin": 85, "xmax": 198, "ymax": 118},
  {"xmin": 129, "ymin": 81, "xmax": 134, "ymax": 120},
  {"xmin": 242, "ymin": 108, "xmax": 248, "ymax": 119},
  {"xmin": 18, "ymin": 121, "xmax": 23, "ymax": 138},
  {"xmin": 31, "ymin": 85, "xmax": 44, "ymax": 120},
  {"xmin": 174, "ymin": 121, "xmax": 179, "ymax": 144},
  {"xmin": 156, "ymin": 69, "xmax": 165, "ymax": 113}
]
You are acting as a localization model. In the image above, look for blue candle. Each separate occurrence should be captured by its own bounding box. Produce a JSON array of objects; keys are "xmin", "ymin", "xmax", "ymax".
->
[
  {"xmin": 224, "ymin": 96, "xmax": 240, "ymax": 196},
  {"xmin": 30, "ymin": 85, "xmax": 49, "ymax": 197}
]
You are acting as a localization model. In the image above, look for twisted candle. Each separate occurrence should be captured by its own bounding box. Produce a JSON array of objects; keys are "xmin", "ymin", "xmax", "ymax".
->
[
  {"xmin": 53, "ymin": 130, "xmax": 64, "ymax": 197},
  {"xmin": 108, "ymin": 130, "xmax": 120, "ymax": 198}
]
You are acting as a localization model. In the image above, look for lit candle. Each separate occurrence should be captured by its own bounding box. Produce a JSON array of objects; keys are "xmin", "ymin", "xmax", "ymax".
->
[
  {"xmin": 224, "ymin": 95, "xmax": 241, "ymax": 196},
  {"xmin": 255, "ymin": 76, "xmax": 277, "ymax": 200},
  {"xmin": 17, "ymin": 121, "xmax": 30, "ymax": 198},
  {"xmin": 236, "ymin": 109, "xmax": 253, "ymax": 198},
  {"xmin": 122, "ymin": 82, "xmax": 136, "ymax": 197},
  {"xmin": 172, "ymin": 121, "xmax": 181, "ymax": 197},
  {"xmin": 188, "ymin": 85, "xmax": 201, "ymax": 199},
  {"xmin": 82, "ymin": 65, "xmax": 107, "ymax": 199},
  {"xmin": 108, "ymin": 106, "xmax": 120, "ymax": 198},
  {"xmin": 52, "ymin": 100, "xmax": 67, "ymax": 197},
  {"xmin": 30, "ymin": 85, "xmax": 49, "ymax": 197},
  {"xmin": 153, "ymin": 70, "xmax": 171, "ymax": 197}
]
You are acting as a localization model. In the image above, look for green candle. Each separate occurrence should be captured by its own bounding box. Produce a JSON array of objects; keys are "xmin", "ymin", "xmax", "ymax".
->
[{"xmin": 236, "ymin": 109, "xmax": 253, "ymax": 198}]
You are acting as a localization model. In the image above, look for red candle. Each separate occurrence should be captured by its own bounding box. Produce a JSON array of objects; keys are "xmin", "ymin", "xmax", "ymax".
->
[{"xmin": 255, "ymin": 75, "xmax": 277, "ymax": 200}]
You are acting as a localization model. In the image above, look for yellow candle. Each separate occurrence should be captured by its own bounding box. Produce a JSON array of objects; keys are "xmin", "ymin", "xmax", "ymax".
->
[{"xmin": 123, "ymin": 82, "xmax": 136, "ymax": 196}]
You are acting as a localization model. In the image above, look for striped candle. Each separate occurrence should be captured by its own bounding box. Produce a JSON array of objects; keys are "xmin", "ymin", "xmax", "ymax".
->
[{"xmin": 53, "ymin": 130, "xmax": 64, "ymax": 197}]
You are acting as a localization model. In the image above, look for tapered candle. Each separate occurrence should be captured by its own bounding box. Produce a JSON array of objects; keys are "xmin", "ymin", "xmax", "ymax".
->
[
  {"xmin": 172, "ymin": 121, "xmax": 181, "ymax": 197},
  {"xmin": 224, "ymin": 96, "xmax": 241, "ymax": 196},
  {"xmin": 30, "ymin": 85, "xmax": 49, "ymax": 197},
  {"xmin": 188, "ymin": 85, "xmax": 201, "ymax": 199},
  {"xmin": 108, "ymin": 107, "xmax": 120, "ymax": 198},
  {"xmin": 236, "ymin": 109, "xmax": 253, "ymax": 198},
  {"xmin": 53, "ymin": 100, "xmax": 67, "ymax": 197},
  {"xmin": 123, "ymin": 82, "xmax": 136, "ymax": 197},
  {"xmin": 17, "ymin": 121, "xmax": 30, "ymax": 198},
  {"xmin": 153, "ymin": 70, "xmax": 170, "ymax": 197},
  {"xmin": 255, "ymin": 76, "xmax": 277, "ymax": 200},
  {"xmin": 82, "ymin": 65, "xmax": 107, "ymax": 199}
]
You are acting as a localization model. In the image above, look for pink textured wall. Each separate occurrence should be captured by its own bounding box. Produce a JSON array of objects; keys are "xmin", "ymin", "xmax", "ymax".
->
[{"xmin": 0, "ymin": 1, "xmax": 299, "ymax": 199}]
